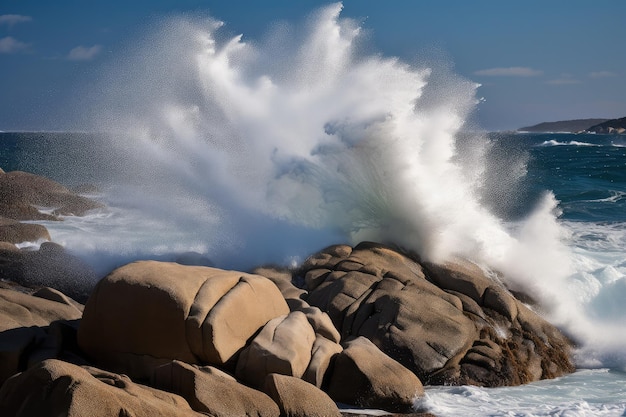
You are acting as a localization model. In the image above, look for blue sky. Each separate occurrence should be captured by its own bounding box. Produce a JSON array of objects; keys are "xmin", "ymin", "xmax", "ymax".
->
[{"xmin": 1, "ymin": 0, "xmax": 625, "ymax": 131}]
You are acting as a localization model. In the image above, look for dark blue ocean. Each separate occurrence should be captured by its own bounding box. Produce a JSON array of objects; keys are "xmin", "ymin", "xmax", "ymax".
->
[
  {"xmin": 1, "ymin": 130, "xmax": 626, "ymax": 415},
  {"xmin": 515, "ymin": 133, "xmax": 626, "ymax": 223}
]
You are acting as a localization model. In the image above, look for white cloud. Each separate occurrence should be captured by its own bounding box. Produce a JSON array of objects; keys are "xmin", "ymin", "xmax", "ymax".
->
[
  {"xmin": 589, "ymin": 71, "xmax": 617, "ymax": 79},
  {"xmin": 0, "ymin": 14, "xmax": 32, "ymax": 28},
  {"xmin": 0, "ymin": 36, "xmax": 29, "ymax": 53},
  {"xmin": 473, "ymin": 67, "xmax": 543, "ymax": 77},
  {"xmin": 67, "ymin": 45, "xmax": 102, "ymax": 61}
]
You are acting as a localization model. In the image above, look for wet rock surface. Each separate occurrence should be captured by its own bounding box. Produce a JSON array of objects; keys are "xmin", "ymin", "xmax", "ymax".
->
[
  {"xmin": 0, "ymin": 242, "xmax": 97, "ymax": 302},
  {"xmin": 297, "ymin": 242, "xmax": 575, "ymax": 386},
  {"xmin": 0, "ymin": 217, "xmax": 50, "ymax": 244},
  {"xmin": 0, "ymin": 170, "xmax": 103, "ymax": 221}
]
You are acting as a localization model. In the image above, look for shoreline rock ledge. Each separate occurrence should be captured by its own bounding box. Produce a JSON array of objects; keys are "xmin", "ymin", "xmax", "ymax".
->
[
  {"xmin": 289, "ymin": 242, "xmax": 574, "ymax": 386},
  {"xmin": 0, "ymin": 242, "xmax": 574, "ymax": 416}
]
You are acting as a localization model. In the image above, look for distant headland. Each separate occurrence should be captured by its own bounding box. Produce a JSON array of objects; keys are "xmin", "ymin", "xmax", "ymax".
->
[{"xmin": 518, "ymin": 116, "xmax": 626, "ymax": 134}]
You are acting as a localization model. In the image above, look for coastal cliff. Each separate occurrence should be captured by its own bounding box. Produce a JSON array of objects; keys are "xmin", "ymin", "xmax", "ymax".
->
[
  {"xmin": 518, "ymin": 119, "xmax": 607, "ymax": 133},
  {"xmin": 586, "ymin": 116, "xmax": 626, "ymax": 134},
  {"xmin": 519, "ymin": 116, "xmax": 626, "ymax": 134}
]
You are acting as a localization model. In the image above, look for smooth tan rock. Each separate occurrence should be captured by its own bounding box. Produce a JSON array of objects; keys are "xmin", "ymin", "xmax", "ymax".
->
[
  {"xmin": 236, "ymin": 311, "xmax": 316, "ymax": 387},
  {"xmin": 152, "ymin": 360, "xmax": 280, "ymax": 417},
  {"xmin": 0, "ymin": 217, "xmax": 50, "ymax": 244},
  {"xmin": 263, "ymin": 373, "xmax": 341, "ymax": 417},
  {"xmin": 32, "ymin": 287, "xmax": 84, "ymax": 314},
  {"xmin": 425, "ymin": 259, "xmax": 492, "ymax": 303},
  {"xmin": 298, "ymin": 304, "xmax": 341, "ymax": 343},
  {"xmin": 0, "ymin": 288, "xmax": 81, "ymax": 329},
  {"xmin": 0, "ymin": 288, "xmax": 83, "ymax": 385},
  {"xmin": 0, "ymin": 359, "xmax": 202, "ymax": 417},
  {"xmin": 0, "ymin": 241, "xmax": 18, "ymax": 252},
  {"xmin": 326, "ymin": 337, "xmax": 424, "ymax": 413},
  {"xmin": 303, "ymin": 334, "xmax": 343, "ymax": 387},
  {"xmin": 78, "ymin": 261, "xmax": 289, "ymax": 379},
  {"xmin": 0, "ymin": 243, "xmax": 97, "ymax": 302},
  {"xmin": 187, "ymin": 270, "xmax": 289, "ymax": 365},
  {"xmin": 0, "ymin": 170, "xmax": 103, "ymax": 221}
]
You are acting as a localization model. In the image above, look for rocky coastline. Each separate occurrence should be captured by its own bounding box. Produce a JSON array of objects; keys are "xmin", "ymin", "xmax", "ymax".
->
[
  {"xmin": 518, "ymin": 116, "xmax": 626, "ymax": 134},
  {"xmin": 0, "ymin": 169, "xmax": 575, "ymax": 416},
  {"xmin": 586, "ymin": 116, "xmax": 626, "ymax": 134}
]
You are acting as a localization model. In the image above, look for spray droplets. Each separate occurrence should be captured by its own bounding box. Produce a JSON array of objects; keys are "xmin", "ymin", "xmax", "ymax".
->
[{"xmin": 89, "ymin": 3, "xmax": 554, "ymax": 270}]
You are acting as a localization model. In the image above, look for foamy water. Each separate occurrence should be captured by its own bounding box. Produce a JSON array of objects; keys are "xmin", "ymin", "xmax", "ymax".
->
[{"xmin": 419, "ymin": 369, "xmax": 626, "ymax": 416}]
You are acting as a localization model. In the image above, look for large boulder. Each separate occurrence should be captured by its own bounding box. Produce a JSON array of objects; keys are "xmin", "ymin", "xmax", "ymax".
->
[
  {"xmin": 301, "ymin": 243, "xmax": 476, "ymax": 381},
  {"xmin": 0, "ymin": 287, "xmax": 81, "ymax": 330},
  {"xmin": 253, "ymin": 265, "xmax": 347, "ymax": 388},
  {"xmin": 263, "ymin": 373, "xmax": 342, "ymax": 417},
  {"xmin": 326, "ymin": 336, "xmax": 424, "ymax": 413},
  {"xmin": 78, "ymin": 261, "xmax": 290, "ymax": 379},
  {"xmin": 289, "ymin": 301, "xmax": 341, "ymax": 344},
  {"xmin": 0, "ymin": 288, "xmax": 83, "ymax": 385},
  {"xmin": 0, "ymin": 170, "xmax": 102, "ymax": 221},
  {"xmin": 0, "ymin": 242, "xmax": 97, "ymax": 302},
  {"xmin": 303, "ymin": 334, "xmax": 343, "ymax": 388},
  {"xmin": 236, "ymin": 311, "xmax": 316, "ymax": 387},
  {"xmin": 298, "ymin": 242, "xmax": 575, "ymax": 386},
  {"xmin": 235, "ymin": 301, "xmax": 345, "ymax": 389},
  {"xmin": 0, "ymin": 217, "xmax": 50, "ymax": 244},
  {"xmin": 0, "ymin": 359, "xmax": 203, "ymax": 417},
  {"xmin": 31, "ymin": 287, "xmax": 84, "ymax": 313},
  {"xmin": 152, "ymin": 360, "xmax": 280, "ymax": 417}
]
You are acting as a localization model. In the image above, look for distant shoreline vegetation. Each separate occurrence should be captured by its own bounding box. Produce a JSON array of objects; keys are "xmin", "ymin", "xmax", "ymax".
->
[{"xmin": 519, "ymin": 116, "xmax": 626, "ymax": 134}]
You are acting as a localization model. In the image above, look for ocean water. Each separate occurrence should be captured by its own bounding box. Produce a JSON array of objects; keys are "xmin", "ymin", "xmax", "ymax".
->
[{"xmin": 2, "ymin": 4, "xmax": 626, "ymax": 415}]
